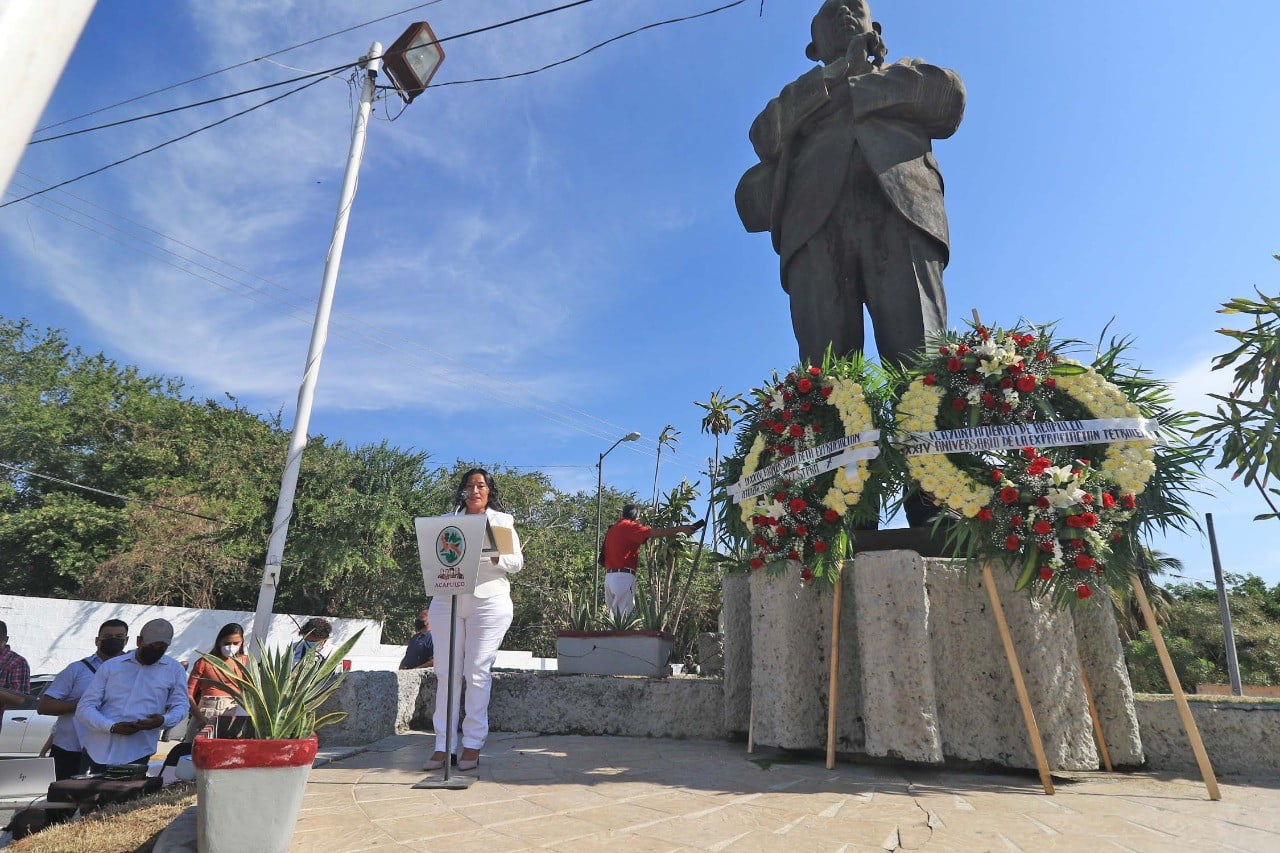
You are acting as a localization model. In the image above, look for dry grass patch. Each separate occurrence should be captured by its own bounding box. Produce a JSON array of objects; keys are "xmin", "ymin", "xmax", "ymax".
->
[{"xmin": 10, "ymin": 782, "xmax": 194, "ymax": 853}]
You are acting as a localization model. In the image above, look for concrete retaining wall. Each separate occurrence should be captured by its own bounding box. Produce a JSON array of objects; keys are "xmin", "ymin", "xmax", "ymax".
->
[
  {"xmin": 318, "ymin": 664, "xmax": 1280, "ymax": 777},
  {"xmin": 1135, "ymin": 697, "xmax": 1280, "ymax": 776}
]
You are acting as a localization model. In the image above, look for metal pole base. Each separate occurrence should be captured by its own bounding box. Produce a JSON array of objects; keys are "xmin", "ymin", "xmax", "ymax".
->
[{"xmin": 412, "ymin": 774, "xmax": 476, "ymax": 790}]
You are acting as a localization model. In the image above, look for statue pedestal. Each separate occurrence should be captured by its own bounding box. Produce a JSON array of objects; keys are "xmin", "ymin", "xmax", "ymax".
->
[{"xmin": 727, "ymin": 551, "xmax": 1142, "ymax": 770}]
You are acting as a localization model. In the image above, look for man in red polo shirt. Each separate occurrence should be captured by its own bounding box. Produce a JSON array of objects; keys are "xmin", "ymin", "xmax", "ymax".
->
[{"xmin": 601, "ymin": 504, "xmax": 702, "ymax": 614}]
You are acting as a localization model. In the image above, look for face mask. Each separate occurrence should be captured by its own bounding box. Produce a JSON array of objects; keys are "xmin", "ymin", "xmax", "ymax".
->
[
  {"xmin": 136, "ymin": 646, "xmax": 165, "ymax": 665},
  {"xmin": 221, "ymin": 643, "xmax": 241, "ymax": 657},
  {"xmin": 98, "ymin": 637, "xmax": 127, "ymax": 657}
]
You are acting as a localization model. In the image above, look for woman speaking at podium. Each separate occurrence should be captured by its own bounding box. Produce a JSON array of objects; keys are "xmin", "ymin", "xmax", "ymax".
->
[{"xmin": 425, "ymin": 467, "xmax": 523, "ymax": 772}]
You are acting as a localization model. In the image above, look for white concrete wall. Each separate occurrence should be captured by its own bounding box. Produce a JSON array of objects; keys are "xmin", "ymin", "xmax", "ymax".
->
[
  {"xmin": 0, "ymin": 594, "xmax": 557, "ymax": 675},
  {"xmin": 0, "ymin": 594, "xmax": 382, "ymax": 674}
]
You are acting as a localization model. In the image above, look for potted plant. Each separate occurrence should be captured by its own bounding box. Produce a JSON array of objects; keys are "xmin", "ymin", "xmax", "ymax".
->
[
  {"xmin": 555, "ymin": 587, "xmax": 674, "ymax": 677},
  {"xmin": 191, "ymin": 630, "xmax": 362, "ymax": 853}
]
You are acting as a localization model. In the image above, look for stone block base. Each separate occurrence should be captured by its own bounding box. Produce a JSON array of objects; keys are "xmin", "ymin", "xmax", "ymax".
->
[{"xmin": 729, "ymin": 553, "xmax": 1140, "ymax": 771}]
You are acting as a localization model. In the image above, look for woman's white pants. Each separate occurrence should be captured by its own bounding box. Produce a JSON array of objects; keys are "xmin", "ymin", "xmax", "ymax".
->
[{"xmin": 428, "ymin": 592, "xmax": 513, "ymax": 752}]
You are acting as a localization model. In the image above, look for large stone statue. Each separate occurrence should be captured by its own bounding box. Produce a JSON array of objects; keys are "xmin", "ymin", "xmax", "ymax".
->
[{"xmin": 736, "ymin": 0, "xmax": 965, "ymax": 369}]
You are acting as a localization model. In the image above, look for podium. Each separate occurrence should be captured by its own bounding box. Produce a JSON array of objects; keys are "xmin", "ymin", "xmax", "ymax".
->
[{"xmin": 409, "ymin": 513, "xmax": 493, "ymax": 790}]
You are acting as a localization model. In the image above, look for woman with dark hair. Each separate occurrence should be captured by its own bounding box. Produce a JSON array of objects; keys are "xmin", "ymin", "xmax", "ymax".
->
[
  {"xmin": 424, "ymin": 467, "xmax": 523, "ymax": 772},
  {"xmin": 186, "ymin": 622, "xmax": 248, "ymax": 739}
]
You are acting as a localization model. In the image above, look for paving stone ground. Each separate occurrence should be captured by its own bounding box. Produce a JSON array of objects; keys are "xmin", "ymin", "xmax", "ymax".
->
[{"xmin": 286, "ymin": 732, "xmax": 1280, "ymax": 853}]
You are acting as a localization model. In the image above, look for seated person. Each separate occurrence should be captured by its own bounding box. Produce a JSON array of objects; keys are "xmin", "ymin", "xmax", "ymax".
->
[
  {"xmin": 291, "ymin": 617, "xmax": 332, "ymax": 666},
  {"xmin": 37, "ymin": 619, "xmax": 130, "ymax": 780},
  {"xmin": 75, "ymin": 619, "xmax": 188, "ymax": 772},
  {"xmin": 0, "ymin": 620, "xmax": 32, "ymax": 717},
  {"xmin": 399, "ymin": 616, "xmax": 434, "ymax": 670}
]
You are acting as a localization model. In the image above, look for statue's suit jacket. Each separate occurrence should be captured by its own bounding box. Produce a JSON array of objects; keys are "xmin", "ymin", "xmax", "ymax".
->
[{"xmin": 736, "ymin": 58, "xmax": 966, "ymax": 287}]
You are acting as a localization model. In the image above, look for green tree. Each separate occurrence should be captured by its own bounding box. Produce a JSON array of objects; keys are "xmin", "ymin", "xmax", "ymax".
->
[
  {"xmin": 1125, "ymin": 573, "xmax": 1280, "ymax": 691},
  {"xmin": 1194, "ymin": 267, "xmax": 1280, "ymax": 521}
]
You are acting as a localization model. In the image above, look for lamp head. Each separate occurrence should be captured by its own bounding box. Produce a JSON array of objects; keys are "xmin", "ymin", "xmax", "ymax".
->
[{"xmin": 623, "ymin": 432, "xmax": 642, "ymax": 442}]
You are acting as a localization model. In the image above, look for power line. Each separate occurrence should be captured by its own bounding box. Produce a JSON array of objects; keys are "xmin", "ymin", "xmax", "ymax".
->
[
  {"xmin": 426, "ymin": 0, "xmax": 747, "ymax": 89},
  {"xmin": 1, "ymin": 78, "xmax": 328, "ymax": 210},
  {"xmin": 28, "ymin": 67, "xmax": 354, "ymax": 146},
  {"xmin": 29, "ymin": 0, "xmax": 604, "ymax": 146},
  {"xmin": 34, "ymin": 0, "xmax": 451, "ymax": 133},
  {"xmin": 0, "ymin": 461, "xmax": 234, "ymax": 526}
]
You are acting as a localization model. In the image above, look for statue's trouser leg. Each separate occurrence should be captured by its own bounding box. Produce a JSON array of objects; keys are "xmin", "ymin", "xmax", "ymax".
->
[
  {"xmin": 860, "ymin": 212, "xmax": 949, "ymax": 526},
  {"xmin": 786, "ymin": 228, "xmax": 864, "ymax": 366},
  {"xmin": 858, "ymin": 213, "xmax": 948, "ymax": 372}
]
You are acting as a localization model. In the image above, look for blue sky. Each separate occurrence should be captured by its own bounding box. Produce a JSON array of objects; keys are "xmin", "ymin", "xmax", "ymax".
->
[{"xmin": 3, "ymin": 0, "xmax": 1279, "ymax": 589}]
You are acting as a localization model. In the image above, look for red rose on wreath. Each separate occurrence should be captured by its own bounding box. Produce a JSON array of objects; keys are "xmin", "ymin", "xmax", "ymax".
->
[
  {"xmin": 981, "ymin": 393, "xmax": 996, "ymax": 409},
  {"xmin": 1022, "ymin": 446, "xmax": 1037, "ymax": 459},
  {"xmin": 781, "ymin": 410, "xmax": 791, "ymax": 420},
  {"xmin": 789, "ymin": 497, "xmax": 807, "ymax": 514},
  {"xmin": 991, "ymin": 469, "xmax": 1003, "ymax": 482},
  {"xmin": 772, "ymin": 423, "xmax": 785, "ymax": 434},
  {"xmin": 1001, "ymin": 378, "xmax": 1015, "ymax": 390},
  {"xmin": 1033, "ymin": 520, "xmax": 1052, "ymax": 535},
  {"xmin": 1120, "ymin": 494, "xmax": 1136, "ymax": 509},
  {"xmin": 750, "ymin": 557, "xmax": 764, "ymax": 569},
  {"xmin": 787, "ymin": 550, "xmax": 800, "ymax": 561},
  {"xmin": 977, "ymin": 507, "xmax": 994, "ymax": 522},
  {"xmin": 946, "ymin": 357, "xmax": 963, "ymax": 372},
  {"xmin": 808, "ymin": 366, "xmax": 822, "ymax": 376},
  {"xmin": 1035, "ymin": 496, "xmax": 1051, "ymax": 508},
  {"xmin": 789, "ymin": 424, "xmax": 804, "ymax": 437},
  {"xmin": 1010, "ymin": 515, "xmax": 1023, "ymax": 526},
  {"xmin": 779, "ymin": 445, "xmax": 794, "ymax": 456},
  {"xmin": 796, "ymin": 378, "xmax": 813, "ymax": 393},
  {"xmin": 939, "ymin": 346, "xmax": 951, "ymax": 355},
  {"xmin": 999, "ymin": 486, "xmax": 1020, "ymax": 504},
  {"xmin": 820, "ymin": 386, "xmax": 833, "ymax": 398},
  {"xmin": 1005, "ymin": 535, "xmax": 1021, "ymax": 550},
  {"xmin": 775, "ymin": 491, "xmax": 787, "ymax": 501},
  {"xmin": 956, "ymin": 344, "xmax": 970, "ymax": 355},
  {"xmin": 1039, "ymin": 567, "xmax": 1054, "ymax": 580},
  {"xmin": 1039, "ymin": 541, "xmax": 1055, "ymax": 552},
  {"xmin": 1076, "ymin": 584, "xmax": 1093, "ymax": 600},
  {"xmin": 968, "ymin": 373, "xmax": 982, "ymax": 385},
  {"xmin": 813, "ymin": 423, "xmax": 823, "ymax": 432},
  {"xmin": 801, "ymin": 568, "xmax": 814, "ymax": 581},
  {"xmin": 801, "ymin": 402, "xmax": 811, "ymax": 412},
  {"xmin": 1079, "ymin": 513, "xmax": 1099, "ymax": 527},
  {"xmin": 1075, "ymin": 553, "xmax": 1095, "ymax": 570},
  {"xmin": 1044, "ymin": 377, "xmax": 1056, "ymax": 388},
  {"xmin": 1101, "ymin": 493, "xmax": 1116, "ymax": 508},
  {"xmin": 1007, "ymin": 361, "xmax": 1024, "ymax": 375},
  {"xmin": 794, "ymin": 524, "xmax": 808, "ymax": 536},
  {"xmin": 951, "ymin": 398, "xmax": 967, "ymax": 412},
  {"xmin": 813, "ymin": 541, "xmax": 828, "ymax": 554},
  {"xmin": 923, "ymin": 373, "xmax": 937, "ymax": 386},
  {"xmin": 1016, "ymin": 375, "xmax": 1036, "ymax": 393},
  {"xmin": 824, "ymin": 509, "xmax": 839, "ymax": 522}
]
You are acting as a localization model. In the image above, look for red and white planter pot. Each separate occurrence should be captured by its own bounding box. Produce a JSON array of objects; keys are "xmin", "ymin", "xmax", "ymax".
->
[{"xmin": 192, "ymin": 737, "xmax": 317, "ymax": 853}]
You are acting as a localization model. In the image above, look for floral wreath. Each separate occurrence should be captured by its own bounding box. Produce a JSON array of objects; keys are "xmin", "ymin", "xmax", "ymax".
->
[
  {"xmin": 724, "ymin": 358, "xmax": 884, "ymax": 584},
  {"xmin": 897, "ymin": 323, "xmax": 1158, "ymax": 601}
]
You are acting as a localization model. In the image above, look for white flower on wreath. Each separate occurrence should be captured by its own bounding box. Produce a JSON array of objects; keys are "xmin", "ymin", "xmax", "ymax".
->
[{"xmin": 1046, "ymin": 486, "xmax": 1086, "ymax": 509}]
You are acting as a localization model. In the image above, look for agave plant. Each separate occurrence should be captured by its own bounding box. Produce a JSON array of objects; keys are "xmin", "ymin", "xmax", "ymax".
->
[
  {"xmin": 195, "ymin": 629, "xmax": 363, "ymax": 739},
  {"xmin": 631, "ymin": 583, "xmax": 668, "ymax": 633},
  {"xmin": 599, "ymin": 606, "xmax": 642, "ymax": 632},
  {"xmin": 563, "ymin": 588, "xmax": 597, "ymax": 631}
]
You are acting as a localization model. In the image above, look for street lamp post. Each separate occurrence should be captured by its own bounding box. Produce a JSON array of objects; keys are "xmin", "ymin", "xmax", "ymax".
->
[
  {"xmin": 250, "ymin": 24, "xmax": 443, "ymax": 650},
  {"xmin": 594, "ymin": 431, "xmax": 641, "ymax": 608}
]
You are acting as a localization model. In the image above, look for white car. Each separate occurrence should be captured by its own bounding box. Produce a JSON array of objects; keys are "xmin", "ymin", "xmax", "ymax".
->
[{"xmin": 0, "ymin": 675, "xmax": 55, "ymax": 758}]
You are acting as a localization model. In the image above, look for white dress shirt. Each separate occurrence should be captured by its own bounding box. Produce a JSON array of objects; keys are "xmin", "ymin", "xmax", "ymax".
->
[
  {"xmin": 43, "ymin": 653, "xmax": 104, "ymax": 752},
  {"xmin": 75, "ymin": 650, "xmax": 188, "ymax": 765},
  {"xmin": 470, "ymin": 508, "xmax": 523, "ymax": 599}
]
